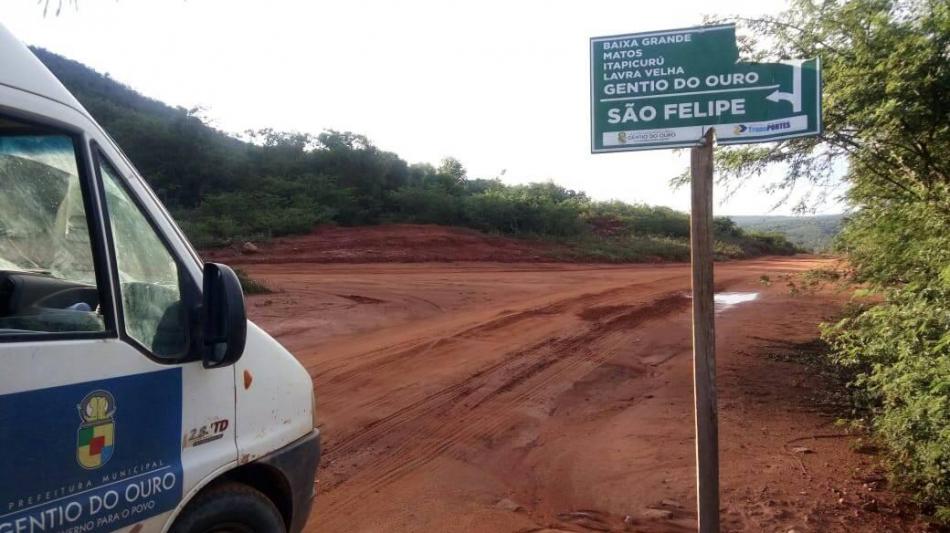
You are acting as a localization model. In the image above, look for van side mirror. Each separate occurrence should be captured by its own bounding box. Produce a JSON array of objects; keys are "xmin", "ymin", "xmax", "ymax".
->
[{"xmin": 202, "ymin": 263, "xmax": 247, "ymax": 368}]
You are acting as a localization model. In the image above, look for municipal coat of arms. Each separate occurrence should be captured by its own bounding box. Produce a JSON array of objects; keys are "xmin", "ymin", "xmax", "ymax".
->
[{"xmin": 77, "ymin": 390, "xmax": 115, "ymax": 469}]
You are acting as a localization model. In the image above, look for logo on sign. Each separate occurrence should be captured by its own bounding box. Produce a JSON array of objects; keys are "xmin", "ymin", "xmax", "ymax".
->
[
  {"xmin": 733, "ymin": 121, "xmax": 792, "ymax": 136},
  {"xmin": 76, "ymin": 390, "xmax": 116, "ymax": 469}
]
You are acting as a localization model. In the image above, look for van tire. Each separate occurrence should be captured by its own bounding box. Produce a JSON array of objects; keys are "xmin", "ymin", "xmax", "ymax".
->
[{"xmin": 169, "ymin": 481, "xmax": 286, "ymax": 533}]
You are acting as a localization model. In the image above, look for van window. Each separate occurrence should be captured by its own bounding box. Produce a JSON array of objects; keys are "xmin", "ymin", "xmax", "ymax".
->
[
  {"xmin": 0, "ymin": 122, "xmax": 106, "ymax": 335},
  {"xmin": 99, "ymin": 157, "xmax": 187, "ymax": 357}
]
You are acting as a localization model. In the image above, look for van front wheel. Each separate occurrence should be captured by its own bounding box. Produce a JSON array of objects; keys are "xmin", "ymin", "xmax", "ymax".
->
[{"xmin": 170, "ymin": 482, "xmax": 286, "ymax": 533}]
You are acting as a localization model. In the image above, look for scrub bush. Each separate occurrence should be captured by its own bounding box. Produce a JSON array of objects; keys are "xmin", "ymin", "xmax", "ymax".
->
[{"xmin": 716, "ymin": 0, "xmax": 949, "ymax": 521}]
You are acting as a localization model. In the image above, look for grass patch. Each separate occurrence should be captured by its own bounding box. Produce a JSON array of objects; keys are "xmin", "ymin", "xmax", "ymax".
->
[
  {"xmin": 783, "ymin": 267, "xmax": 847, "ymax": 296},
  {"xmin": 543, "ymin": 232, "xmax": 797, "ymax": 263},
  {"xmin": 546, "ymin": 234, "xmax": 690, "ymax": 262},
  {"xmin": 234, "ymin": 268, "xmax": 273, "ymax": 295}
]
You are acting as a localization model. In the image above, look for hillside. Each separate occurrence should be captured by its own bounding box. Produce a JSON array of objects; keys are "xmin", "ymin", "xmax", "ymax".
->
[
  {"xmin": 731, "ymin": 214, "xmax": 844, "ymax": 252},
  {"xmin": 31, "ymin": 47, "xmax": 265, "ymax": 212},
  {"xmin": 33, "ymin": 47, "xmax": 800, "ymax": 261},
  {"xmin": 203, "ymin": 224, "xmax": 564, "ymax": 264}
]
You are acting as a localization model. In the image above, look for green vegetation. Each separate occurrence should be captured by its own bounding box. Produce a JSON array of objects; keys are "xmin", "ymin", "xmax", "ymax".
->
[
  {"xmin": 233, "ymin": 268, "xmax": 272, "ymax": 295},
  {"xmin": 722, "ymin": 0, "xmax": 949, "ymax": 522},
  {"xmin": 33, "ymin": 48, "xmax": 799, "ymax": 261},
  {"xmin": 731, "ymin": 214, "xmax": 844, "ymax": 251}
]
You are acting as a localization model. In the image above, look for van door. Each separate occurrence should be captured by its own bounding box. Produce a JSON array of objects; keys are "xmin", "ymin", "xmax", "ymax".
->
[{"xmin": 0, "ymin": 114, "xmax": 236, "ymax": 532}]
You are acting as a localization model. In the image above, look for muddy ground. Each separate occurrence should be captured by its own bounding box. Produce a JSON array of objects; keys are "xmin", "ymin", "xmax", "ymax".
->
[{"xmin": 237, "ymin": 254, "xmax": 928, "ymax": 532}]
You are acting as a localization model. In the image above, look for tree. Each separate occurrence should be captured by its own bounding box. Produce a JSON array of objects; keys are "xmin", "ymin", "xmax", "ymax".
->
[
  {"xmin": 707, "ymin": 0, "xmax": 948, "ymax": 214},
  {"xmin": 437, "ymin": 157, "xmax": 466, "ymax": 182},
  {"xmin": 715, "ymin": 0, "xmax": 950, "ymax": 521}
]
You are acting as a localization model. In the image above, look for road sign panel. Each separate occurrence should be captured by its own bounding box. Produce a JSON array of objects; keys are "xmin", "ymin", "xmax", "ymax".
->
[{"xmin": 590, "ymin": 24, "xmax": 821, "ymax": 152}]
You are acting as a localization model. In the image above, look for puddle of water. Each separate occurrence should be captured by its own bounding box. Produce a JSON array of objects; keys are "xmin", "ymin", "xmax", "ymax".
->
[{"xmin": 714, "ymin": 292, "xmax": 759, "ymax": 310}]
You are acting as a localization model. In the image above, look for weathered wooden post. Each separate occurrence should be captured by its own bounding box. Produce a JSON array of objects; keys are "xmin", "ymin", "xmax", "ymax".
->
[{"xmin": 690, "ymin": 128, "xmax": 718, "ymax": 533}]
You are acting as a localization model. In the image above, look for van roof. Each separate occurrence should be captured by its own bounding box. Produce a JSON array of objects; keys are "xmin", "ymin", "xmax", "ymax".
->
[{"xmin": 0, "ymin": 23, "xmax": 86, "ymax": 113}]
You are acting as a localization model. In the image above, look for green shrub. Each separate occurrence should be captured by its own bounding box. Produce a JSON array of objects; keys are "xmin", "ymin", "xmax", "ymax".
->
[
  {"xmin": 821, "ymin": 190, "xmax": 950, "ymax": 520},
  {"xmin": 585, "ymin": 201, "xmax": 690, "ymax": 237},
  {"xmin": 387, "ymin": 187, "xmax": 464, "ymax": 225},
  {"xmin": 177, "ymin": 177, "xmax": 337, "ymax": 246},
  {"xmin": 461, "ymin": 184, "xmax": 589, "ymax": 237},
  {"xmin": 823, "ymin": 285, "xmax": 950, "ymax": 520},
  {"xmin": 234, "ymin": 268, "xmax": 273, "ymax": 295},
  {"xmin": 713, "ymin": 240, "xmax": 745, "ymax": 259},
  {"xmin": 552, "ymin": 234, "xmax": 691, "ymax": 262}
]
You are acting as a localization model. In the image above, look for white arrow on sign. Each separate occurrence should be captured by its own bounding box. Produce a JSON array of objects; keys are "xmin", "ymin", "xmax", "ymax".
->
[{"xmin": 765, "ymin": 60, "xmax": 803, "ymax": 112}]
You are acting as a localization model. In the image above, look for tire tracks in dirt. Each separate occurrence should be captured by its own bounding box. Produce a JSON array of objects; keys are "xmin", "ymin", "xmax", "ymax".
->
[
  {"xmin": 309, "ymin": 275, "xmax": 684, "ymax": 389},
  {"xmin": 315, "ymin": 274, "xmax": 744, "ymax": 524}
]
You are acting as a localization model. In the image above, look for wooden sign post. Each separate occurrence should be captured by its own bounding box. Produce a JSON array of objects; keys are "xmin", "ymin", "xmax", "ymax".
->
[
  {"xmin": 590, "ymin": 24, "xmax": 822, "ymax": 533},
  {"xmin": 690, "ymin": 128, "xmax": 718, "ymax": 533}
]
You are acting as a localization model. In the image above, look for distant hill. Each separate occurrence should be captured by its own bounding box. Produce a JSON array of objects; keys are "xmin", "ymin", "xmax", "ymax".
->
[
  {"xmin": 28, "ymin": 47, "xmax": 802, "ymax": 260},
  {"xmin": 730, "ymin": 214, "xmax": 845, "ymax": 252},
  {"xmin": 32, "ymin": 47, "xmax": 253, "ymax": 210}
]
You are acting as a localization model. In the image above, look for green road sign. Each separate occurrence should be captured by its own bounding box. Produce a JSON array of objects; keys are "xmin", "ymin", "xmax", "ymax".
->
[{"xmin": 590, "ymin": 24, "xmax": 821, "ymax": 152}]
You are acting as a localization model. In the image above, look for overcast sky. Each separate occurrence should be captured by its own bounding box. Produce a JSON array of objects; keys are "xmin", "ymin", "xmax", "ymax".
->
[{"xmin": 5, "ymin": 0, "xmax": 845, "ymax": 215}]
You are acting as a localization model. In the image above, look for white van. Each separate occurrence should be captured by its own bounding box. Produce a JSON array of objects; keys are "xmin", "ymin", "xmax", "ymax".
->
[{"xmin": 0, "ymin": 24, "xmax": 320, "ymax": 533}]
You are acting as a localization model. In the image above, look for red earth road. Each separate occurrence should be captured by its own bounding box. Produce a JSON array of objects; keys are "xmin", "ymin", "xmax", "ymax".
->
[{"xmin": 238, "ymin": 258, "xmax": 926, "ymax": 532}]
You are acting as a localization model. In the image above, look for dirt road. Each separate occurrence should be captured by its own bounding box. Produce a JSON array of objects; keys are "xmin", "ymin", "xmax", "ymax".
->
[{"xmin": 241, "ymin": 258, "xmax": 924, "ymax": 532}]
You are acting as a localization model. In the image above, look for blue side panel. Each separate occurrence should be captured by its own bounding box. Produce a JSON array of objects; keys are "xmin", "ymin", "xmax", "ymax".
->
[{"xmin": 0, "ymin": 368, "xmax": 183, "ymax": 532}]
